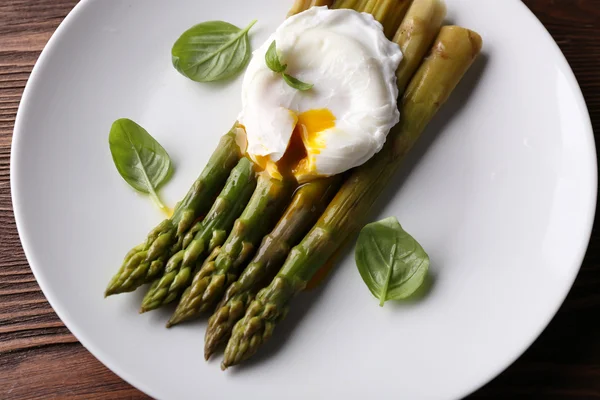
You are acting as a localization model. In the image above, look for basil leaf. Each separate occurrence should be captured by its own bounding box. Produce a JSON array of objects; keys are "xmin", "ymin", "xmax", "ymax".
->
[
  {"xmin": 265, "ymin": 40, "xmax": 287, "ymax": 73},
  {"xmin": 355, "ymin": 217, "xmax": 429, "ymax": 306},
  {"xmin": 171, "ymin": 20, "xmax": 257, "ymax": 82},
  {"xmin": 282, "ymin": 73, "xmax": 314, "ymax": 91},
  {"xmin": 109, "ymin": 118, "xmax": 173, "ymax": 211}
]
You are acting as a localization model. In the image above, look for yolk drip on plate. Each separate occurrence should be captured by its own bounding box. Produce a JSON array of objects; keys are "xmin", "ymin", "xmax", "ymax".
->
[{"xmin": 253, "ymin": 108, "xmax": 335, "ymax": 182}]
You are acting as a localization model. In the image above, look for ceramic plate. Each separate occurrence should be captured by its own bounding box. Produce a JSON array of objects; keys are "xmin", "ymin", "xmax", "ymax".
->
[{"xmin": 11, "ymin": 0, "xmax": 597, "ymax": 399}]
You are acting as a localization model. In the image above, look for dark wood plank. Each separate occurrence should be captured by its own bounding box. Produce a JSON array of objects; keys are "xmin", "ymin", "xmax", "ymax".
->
[
  {"xmin": 0, "ymin": 1, "xmax": 146, "ymax": 399},
  {"xmin": 0, "ymin": 0, "xmax": 598, "ymax": 399}
]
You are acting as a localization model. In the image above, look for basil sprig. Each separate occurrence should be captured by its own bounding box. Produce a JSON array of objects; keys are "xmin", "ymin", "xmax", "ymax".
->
[{"xmin": 265, "ymin": 40, "xmax": 313, "ymax": 91}]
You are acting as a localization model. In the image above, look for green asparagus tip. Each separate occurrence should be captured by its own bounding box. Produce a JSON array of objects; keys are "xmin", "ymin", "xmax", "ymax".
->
[
  {"xmin": 204, "ymin": 313, "xmax": 225, "ymax": 359},
  {"xmin": 204, "ymin": 341, "xmax": 216, "ymax": 361},
  {"xmin": 204, "ymin": 298, "xmax": 244, "ymax": 361},
  {"xmin": 103, "ymin": 279, "xmax": 130, "ymax": 297},
  {"xmin": 221, "ymin": 310, "xmax": 271, "ymax": 368},
  {"xmin": 167, "ymin": 303, "xmax": 200, "ymax": 327},
  {"xmin": 164, "ymin": 313, "xmax": 192, "ymax": 327},
  {"xmin": 139, "ymin": 297, "xmax": 163, "ymax": 314},
  {"xmin": 204, "ymin": 329, "xmax": 223, "ymax": 361},
  {"xmin": 222, "ymin": 276, "xmax": 296, "ymax": 367},
  {"xmin": 166, "ymin": 316, "xmax": 180, "ymax": 328}
]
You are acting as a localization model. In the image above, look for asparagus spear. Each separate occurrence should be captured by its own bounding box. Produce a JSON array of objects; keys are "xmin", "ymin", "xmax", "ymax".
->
[
  {"xmin": 204, "ymin": 0, "xmax": 443, "ymax": 358},
  {"xmin": 167, "ymin": 174, "xmax": 293, "ymax": 325},
  {"xmin": 394, "ymin": 0, "xmax": 447, "ymax": 91},
  {"xmin": 105, "ymin": 125, "xmax": 242, "ymax": 296},
  {"xmin": 204, "ymin": 177, "xmax": 342, "ymax": 358},
  {"xmin": 139, "ymin": 157, "xmax": 257, "ymax": 312},
  {"xmin": 223, "ymin": 26, "xmax": 483, "ymax": 369},
  {"xmin": 368, "ymin": 0, "xmax": 414, "ymax": 38}
]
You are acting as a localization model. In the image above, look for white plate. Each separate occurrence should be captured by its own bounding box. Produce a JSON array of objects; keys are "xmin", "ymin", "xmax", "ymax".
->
[{"xmin": 11, "ymin": 0, "xmax": 597, "ymax": 399}]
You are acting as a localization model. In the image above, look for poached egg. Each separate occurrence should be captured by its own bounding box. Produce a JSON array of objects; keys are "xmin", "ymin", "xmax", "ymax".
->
[{"xmin": 238, "ymin": 7, "xmax": 402, "ymax": 182}]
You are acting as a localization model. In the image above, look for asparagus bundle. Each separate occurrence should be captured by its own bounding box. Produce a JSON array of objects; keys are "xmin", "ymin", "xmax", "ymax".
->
[
  {"xmin": 105, "ymin": 125, "xmax": 242, "ymax": 296},
  {"xmin": 223, "ymin": 25, "xmax": 483, "ymax": 369},
  {"xmin": 204, "ymin": 0, "xmax": 446, "ymax": 358},
  {"xmin": 166, "ymin": 174, "xmax": 293, "ymax": 324},
  {"xmin": 139, "ymin": 157, "xmax": 257, "ymax": 312}
]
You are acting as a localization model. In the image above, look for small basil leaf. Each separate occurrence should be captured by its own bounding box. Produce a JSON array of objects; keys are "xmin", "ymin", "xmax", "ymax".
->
[
  {"xmin": 265, "ymin": 40, "xmax": 287, "ymax": 73},
  {"xmin": 172, "ymin": 20, "xmax": 257, "ymax": 82},
  {"xmin": 282, "ymin": 73, "xmax": 314, "ymax": 91},
  {"xmin": 109, "ymin": 118, "xmax": 173, "ymax": 211},
  {"xmin": 355, "ymin": 217, "xmax": 429, "ymax": 306}
]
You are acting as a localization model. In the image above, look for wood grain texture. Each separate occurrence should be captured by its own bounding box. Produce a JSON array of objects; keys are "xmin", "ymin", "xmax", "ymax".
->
[{"xmin": 0, "ymin": 0, "xmax": 598, "ymax": 399}]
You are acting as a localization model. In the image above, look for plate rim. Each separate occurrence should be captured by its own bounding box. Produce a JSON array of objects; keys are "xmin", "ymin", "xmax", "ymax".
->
[
  {"xmin": 457, "ymin": 2, "xmax": 598, "ymax": 398},
  {"xmin": 9, "ymin": 0, "xmax": 598, "ymax": 399}
]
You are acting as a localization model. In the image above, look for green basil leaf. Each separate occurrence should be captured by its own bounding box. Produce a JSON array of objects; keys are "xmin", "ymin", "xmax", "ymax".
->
[
  {"xmin": 282, "ymin": 73, "xmax": 313, "ymax": 91},
  {"xmin": 108, "ymin": 118, "xmax": 173, "ymax": 211},
  {"xmin": 355, "ymin": 217, "xmax": 429, "ymax": 306},
  {"xmin": 171, "ymin": 20, "xmax": 257, "ymax": 82},
  {"xmin": 265, "ymin": 40, "xmax": 287, "ymax": 73},
  {"xmin": 264, "ymin": 40, "xmax": 313, "ymax": 91}
]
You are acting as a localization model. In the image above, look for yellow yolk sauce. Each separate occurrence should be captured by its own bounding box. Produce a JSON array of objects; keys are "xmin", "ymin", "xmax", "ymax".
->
[
  {"xmin": 296, "ymin": 108, "xmax": 335, "ymax": 153},
  {"xmin": 250, "ymin": 108, "xmax": 336, "ymax": 182},
  {"xmin": 293, "ymin": 108, "xmax": 335, "ymax": 182}
]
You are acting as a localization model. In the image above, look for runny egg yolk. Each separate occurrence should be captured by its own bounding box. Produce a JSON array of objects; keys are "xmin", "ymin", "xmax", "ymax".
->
[{"xmin": 252, "ymin": 108, "xmax": 336, "ymax": 182}]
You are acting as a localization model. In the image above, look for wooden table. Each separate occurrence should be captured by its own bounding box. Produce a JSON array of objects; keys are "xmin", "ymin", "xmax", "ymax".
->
[{"xmin": 1, "ymin": 1, "xmax": 598, "ymax": 398}]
